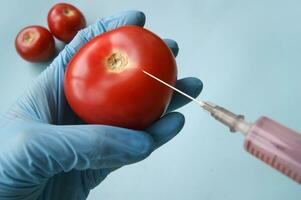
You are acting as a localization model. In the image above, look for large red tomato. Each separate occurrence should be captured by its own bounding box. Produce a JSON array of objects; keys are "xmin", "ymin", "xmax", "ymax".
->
[
  {"xmin": 47, "ymin": 3, "xmax": 86, "ymax": 43},
  {"xmin": 15, "ymin": 26, "xmax": 55, "ymax": 62},
  {"xmin": 64, "ymin": 26, "xmax": 177, "ymax": 130}
]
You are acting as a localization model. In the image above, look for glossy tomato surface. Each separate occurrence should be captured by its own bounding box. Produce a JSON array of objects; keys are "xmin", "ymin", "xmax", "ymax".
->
[
  {"xmin": 64, "ymin": 26, "xmax": 177, "ymax": 129},
  {"xmin": 47, "ymin": 3, "xmax": 86, "ymax": 43},
  {"xmin": 15, "ymin": 26, "xmax": 55, "ymax": 62}
]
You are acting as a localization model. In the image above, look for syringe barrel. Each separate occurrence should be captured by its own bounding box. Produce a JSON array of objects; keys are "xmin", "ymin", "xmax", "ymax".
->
[{"xmin": 244, "ymin": 117, "xmax": 301, "ymax": 184}]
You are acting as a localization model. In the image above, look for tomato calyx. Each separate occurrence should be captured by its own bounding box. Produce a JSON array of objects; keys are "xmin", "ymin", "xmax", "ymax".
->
[
  {"xmin": 63, "ymin": 8, "xmax": 74, "ymax": 17},
  {"xmin": 23, "ymin": 32, "xmax": 36, "ymax": 44},
  {"xmin": 106, "ymin": 52, "xmax": 128, "ymax": 73}
]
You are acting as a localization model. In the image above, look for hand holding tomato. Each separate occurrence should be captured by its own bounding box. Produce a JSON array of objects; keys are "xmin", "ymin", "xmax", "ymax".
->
[{"xmin": 1, "ymin": 11, "xmax": 202, "ymax": 200}]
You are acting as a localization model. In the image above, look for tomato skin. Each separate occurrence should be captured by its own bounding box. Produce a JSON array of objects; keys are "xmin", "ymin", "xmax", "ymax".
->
[
  {"xmin": 47, "ymin": 3, "xmax": 86, "ymax": 43},
  {"xmin": 15, "ymin": 25, "xmax": 55, "ymax": 62},
  {"xmin": 64, "ymin": 26, "xmax": 177, "ymax": 130}
]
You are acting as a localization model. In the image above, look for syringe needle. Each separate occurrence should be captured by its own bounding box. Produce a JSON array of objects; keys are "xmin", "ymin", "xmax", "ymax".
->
[
  {"xmin": 142, "ymin": 70, "xmax": 205, "ymax": 106},
  {"xmin": 142, "ymin": 69, "xmax": 249, "ymax": 133}
]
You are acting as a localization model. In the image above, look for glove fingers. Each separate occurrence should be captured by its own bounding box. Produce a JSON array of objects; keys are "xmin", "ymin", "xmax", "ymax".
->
[
  {"xmin": 69, "ymin": 10, "xmax": 146, "ymax": 48},
  {"xmin": 163, "ymin": 39, "xmax": 179, "ymax": 57},
  {"xmin": 68, "ymin": 10, "xmax": 145, "ymax": 51},
  {"xmin": 20, "ymin": 124, "xmax": 153, "ymax": 178},
  {"xmin": 166, "ymin": 77, "xmax": 203, "ymax": 113},
  {"xmin": 102, "ymin": 10, "xmax": 146, "ymax": 31},
  {"xmin": 146, "ymin": 112, "xmax": 185, "ymax": 148},
  {"xmin": 56, "ymin": 10, "xmax": 146, "ymax": 67},
  {"xmin": 81, "ymin": 113, "xmax": 185, "ymax": 189}
]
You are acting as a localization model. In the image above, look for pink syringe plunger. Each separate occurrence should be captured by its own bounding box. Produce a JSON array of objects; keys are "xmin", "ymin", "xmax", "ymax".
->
[{"xmin": 202, "ymin": 101, "xmax": 301, "ymax": 184}]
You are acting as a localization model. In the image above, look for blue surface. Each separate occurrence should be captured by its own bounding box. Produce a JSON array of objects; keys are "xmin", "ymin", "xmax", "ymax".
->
[{"xmin": 1, "ymin": 0, "xmax": 301, "ymax": 199}]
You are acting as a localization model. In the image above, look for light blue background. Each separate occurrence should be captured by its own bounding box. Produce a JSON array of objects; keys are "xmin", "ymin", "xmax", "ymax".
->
[{"xmin": 1, "ymin": 0, "xmax": 301, "ymax": 199}]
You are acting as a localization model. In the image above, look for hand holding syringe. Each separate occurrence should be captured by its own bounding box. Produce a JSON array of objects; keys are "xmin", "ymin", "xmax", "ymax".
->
[{"xmin": 143, "ymin": 70, "xmax": 301, "ymax": 184}]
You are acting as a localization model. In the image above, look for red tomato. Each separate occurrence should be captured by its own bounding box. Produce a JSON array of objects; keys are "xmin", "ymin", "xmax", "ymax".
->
[
  {"xmin": 47, "ymin": 3, "xmax": 86, "ymax": 43},
  {"xmin": 64, "ymin": 26, "xmax": 177, "ymax": 129},
  {"xmin": 15, "ymin": 25, "xmax": 55, "ymax": 62}
]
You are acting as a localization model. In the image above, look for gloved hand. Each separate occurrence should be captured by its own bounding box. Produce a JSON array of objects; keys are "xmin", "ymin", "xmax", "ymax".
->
[{"xmin": 0, "ymin": 11, "xmax": 203, "ymax": 200}]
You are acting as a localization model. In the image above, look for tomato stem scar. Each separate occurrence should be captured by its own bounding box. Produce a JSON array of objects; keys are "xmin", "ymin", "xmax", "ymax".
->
[
  {"xmin": 63, "ymin": 8, "xmax": 74, "ymax": 16},
  {"xmin": 24, "ymin": 32, "xmax": 36, "ymax": 44},
  {"xmin": 106, "ymin": 52, "xmax": 128, "ymax": 73}
]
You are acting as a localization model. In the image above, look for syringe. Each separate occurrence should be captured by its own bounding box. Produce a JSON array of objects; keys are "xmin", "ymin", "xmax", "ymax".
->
[{"xmin": 143, "ymin": 70, "xmax": 301, "ymax": 184}]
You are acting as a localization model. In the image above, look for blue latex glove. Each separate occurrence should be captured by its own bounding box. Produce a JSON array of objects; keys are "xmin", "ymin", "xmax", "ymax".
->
[{"xmin": 0, "ymin": 11, "xmax": 203, "ymax": 200}]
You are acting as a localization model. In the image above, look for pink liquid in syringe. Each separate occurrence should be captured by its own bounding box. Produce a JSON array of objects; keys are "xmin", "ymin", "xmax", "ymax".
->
[{"xmin": 244, "ymin": 117, "xmax": 301, "ymax": 183}]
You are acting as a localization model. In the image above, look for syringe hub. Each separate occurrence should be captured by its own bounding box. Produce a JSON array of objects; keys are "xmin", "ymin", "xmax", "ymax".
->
[{"xmin": 201, "ymin": 101, "xmax": 251, "ymax": 135}]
